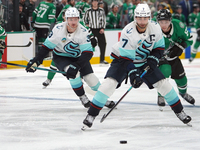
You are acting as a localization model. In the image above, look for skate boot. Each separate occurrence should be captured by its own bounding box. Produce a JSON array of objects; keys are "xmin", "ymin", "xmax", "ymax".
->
[
  {"xmin": 157, "ymin": 96, "xmax": 165, "ymax": 111},
  {"xmin": 175, "ymin": 110, "xmax": 192, "ymax": 126},
  {"xmin": 189, "ymin": 57, "xmax": 194, "ymax": 63},
  {"xmin": 105, "ymin": 100, "xmax": 115, "ymax": 108},
  {"xmin": 82, "ymin": 114, "xmax": 96, "ymax": 130},
  {"xmin": 79, "ymin": 94, "xmax": 91, "ymax": 108},
  {"xmin": 179, "ymin": 93, "xmax": 195, "ymax": 105},
  {"xmin": 42, "ymin": 79, "xmax": 52, "ymax": 88}
]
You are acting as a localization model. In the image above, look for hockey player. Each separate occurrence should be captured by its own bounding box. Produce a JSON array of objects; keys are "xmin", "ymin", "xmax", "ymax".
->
[
  {"xmin": 0, "ymin": 25, "xmax": 6, "ymax": 62},
  {"xmin": 82, "ymin": 4, "xmax": 192, "ymax": 129},
  {"xmin": 42, "ymin": 9, "xmax": 97, "ymax": 88},
  {"xmin": 156, "ymin": 9, "xmax": 195, "ymax": 108},
  {"xmin": 32, "ymin": 0, "xmax": 56, "ymax": 54},
  {"xmin": 189, "ymin": 8, "xmax": 200, "ymax": 62},
  {"xmin": 26, "ymin": 7, "xmax": 114, "ymax": 109}
]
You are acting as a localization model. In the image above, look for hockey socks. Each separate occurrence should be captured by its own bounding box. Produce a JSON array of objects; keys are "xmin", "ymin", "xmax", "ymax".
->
[{"xmin": 175, "ymin": 76, "xmax": 187, "ymax": 94}]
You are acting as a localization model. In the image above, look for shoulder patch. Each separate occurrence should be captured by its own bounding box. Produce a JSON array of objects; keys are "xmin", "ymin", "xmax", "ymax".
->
[{"xmin": 179, "ymin": 22, "xmax": 185, "ymax": 28}]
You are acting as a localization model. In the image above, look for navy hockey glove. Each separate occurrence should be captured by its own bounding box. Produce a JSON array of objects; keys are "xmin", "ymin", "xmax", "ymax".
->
[
  {"xmin": 90, "ymin": 36, "xmax": 97, "ymax": 48},
  {"xmin": 129, "ymin": 69, "xmax": 143, "ymax": 88},
  {"xmin": 168, "ymin": 42, "xmax": 186, "ymax": 58},
  {"xmin": 142, "ymin": 55, "xmax": 159, "ymax": 73},
  {"xmin": 66, "ymin": 63, "xmax": 80, "ymax": 79},
  {"xmin": 0, "ymin": 40, "xmax": 6, "ymax": 49},
  {"xmin": 26, "ymin": 58, "xmax": 41, "ymax": 72}
]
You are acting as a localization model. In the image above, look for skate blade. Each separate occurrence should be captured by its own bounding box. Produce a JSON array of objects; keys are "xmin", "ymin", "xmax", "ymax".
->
[
  {"xmin": 159, "ymin": 106, "xmax": 164, "ymax": 111},
  {"xmin": 186, "ymin": 123, "xmax": 192, "ymax": 127},
  {"xmin": 42, "ymin": 86, "xmax": 47, "ymax": 89},
  {"xmin": 81, "ymin": 125, "xmax": 88, "ymax": 131}
]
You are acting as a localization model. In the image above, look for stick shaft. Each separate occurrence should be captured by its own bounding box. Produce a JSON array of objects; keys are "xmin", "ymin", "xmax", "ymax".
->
[
  {"xmin": 100, "ymin": 67, "xmax": 149, "ymax": 123},
  {"xmin": 0, "ymin": 61, "xmax": 65, "ymax": 74},
  {"xmin": 6, "ymin": 41, "xmax": 32, "ymax": 47}
]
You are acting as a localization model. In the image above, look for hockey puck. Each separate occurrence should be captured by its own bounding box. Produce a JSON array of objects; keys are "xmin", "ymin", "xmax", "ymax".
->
[{"xmin": 120, "ymin": 140, "xmax": 127, "ymax": 144}]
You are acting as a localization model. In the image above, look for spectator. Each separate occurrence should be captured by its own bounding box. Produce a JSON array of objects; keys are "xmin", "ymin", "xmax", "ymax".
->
[
  {"xmin": 179, "ymin": 0, "xmax": 193, "ymax": 25},
  {"xmin": 19, "ymin": 4, "xmax": 30, "ymax": 31},
  {"xmin": 128, "ymin": 0, "xmax": 136, "ymax": 22},
  {"xmin": 188, "ymin": 3, "xmax": 199, "ymax": 27},
  {"xmin": 56, "ymin": 0, "xmax": 75, "ymax": 22},
  {"xmin": 168, "ymin": 0, "xmax": 179, "ymax": 12},
  {"xmin": 160, "ymin": 0, "xmax": 173, "ymax": 13},
  {"xmin": 106, "ymin": 4, "xmax": 121, "ymax": 29},
  {"xmin": 19, "ymin": 0, "xmax": 29, "ymax": 20},
  {"xmin": 55, "ymin": 0, "xmax": 67, "ymax": 18},
  {"xmin": 99, "ymin": 0, "xmax": 109, "ymax": 16},
  {"xmin": 152, "ymin": 3, "xmax": 164, "ymax": 22},
  {"xmin": 172, "ymin": 5, "xmax": 186, "ymax": 24},
  {"xmin": 84, "ymin": 0, "xmax": 108, "ymax": 64},
  {"xmin": 120, "ymin": 0, "xmax": 131, "ymax": 28},
  {"xmin": 32, "ymin": 0, "xmax": 56, "ymax": 54}
]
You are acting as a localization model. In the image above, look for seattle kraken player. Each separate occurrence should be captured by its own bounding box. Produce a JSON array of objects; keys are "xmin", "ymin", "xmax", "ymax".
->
[
  {"xmin": 82, "ymin": 4, "xmax": 192, "ymax": 129},
  {"xmin": 26, "ymin": 7, "xmax": 114, "ymax": 109}
]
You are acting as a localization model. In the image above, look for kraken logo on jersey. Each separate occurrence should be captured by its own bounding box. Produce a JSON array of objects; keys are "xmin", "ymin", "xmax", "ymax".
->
[
  {"xmin": 64, "ymin": 41, "xmax": 81, "ymax": 57},
  {"xmin": 136, "ymin": 40, "xmax": 152, "ymax": 60}
]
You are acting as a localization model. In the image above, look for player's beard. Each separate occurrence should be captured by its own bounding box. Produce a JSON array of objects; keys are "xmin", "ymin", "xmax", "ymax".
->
[{"xmin": 136, "ymin": 22, "xmax": 148, "ymax": 30}]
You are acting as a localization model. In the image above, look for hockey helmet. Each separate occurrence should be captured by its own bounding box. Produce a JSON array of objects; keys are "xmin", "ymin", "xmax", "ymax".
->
[
  {"xmin": 65, "ymin": 7, "xmax": 80, "ymax": 20},
  {"xmin": 157, "ymin": 9, "xmax": 172, "ymax": 21},
  {"xmin": 134, "ymin": 3, "xmax": 151, "ymax": 18}
]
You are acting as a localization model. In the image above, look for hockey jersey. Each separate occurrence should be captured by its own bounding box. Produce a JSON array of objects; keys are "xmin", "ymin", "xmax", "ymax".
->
[
  {"xmin": 43, "ymin": 21, "xmax": 93, "ymax": 58},
  {"xmin": 111, "ymin": 20, "xmax": 165, "ymax": 67}
]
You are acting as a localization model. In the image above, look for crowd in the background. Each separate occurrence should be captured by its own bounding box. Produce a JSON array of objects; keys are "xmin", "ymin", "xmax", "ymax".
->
[{"xmin": 0, "ymin": 0, "xmax": 200, "ymax": 32}]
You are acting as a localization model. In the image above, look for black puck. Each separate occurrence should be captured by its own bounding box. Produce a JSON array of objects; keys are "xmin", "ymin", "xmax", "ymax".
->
[{"xmin": 120, "ymin": 140, "xmax": 127, "ymax": 144}]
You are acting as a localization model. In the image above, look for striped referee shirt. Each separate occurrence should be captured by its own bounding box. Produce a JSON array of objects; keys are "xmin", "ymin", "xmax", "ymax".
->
[{"xmin": 83, "ymin": 7, "xmax": 106, "ymax": 29}]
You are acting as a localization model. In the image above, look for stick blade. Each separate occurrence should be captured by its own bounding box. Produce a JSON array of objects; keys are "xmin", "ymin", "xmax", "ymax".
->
[{"xmin": 100, "ymin": 114, "xmax": 106, "ymax": 123}]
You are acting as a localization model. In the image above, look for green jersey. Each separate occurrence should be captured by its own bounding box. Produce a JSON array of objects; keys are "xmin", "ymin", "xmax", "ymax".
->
[
  {"xmin": 106, "ymin": 11, "xmax": 120, "ymax": 29},
  {"xmin": 172, "ymin": 13, "xmax": 186, "ymax": 24},
  {"xmin": 56, "ymin": 4, "xmax": 71, "ymax": 22},
  {"xmin": 75, "ymin": 1, "xmax": 90, "ymax": 19},
  {"xmin": 163, "ymin": 19, "xmax": 193, "ymax": 55},
  {"xmin": 194, "ymin": 12, "xmax": 200, "ymax": 29},
  {"xmin": 32, "ymin": 1, "xmax": 56, "ymax": 29},
  {"xmin": 128, "ymin": 4, "xmax": 136, "ymax": 21},
  {"xmin": 188, "ymin": 13, "xmax": 197, "ymax": 27},
  {"xmin": 0, "ymin": 25, "xmax": 6, "ymax": 40}
]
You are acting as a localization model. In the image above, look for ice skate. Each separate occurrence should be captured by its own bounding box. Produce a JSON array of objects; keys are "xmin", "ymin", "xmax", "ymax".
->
[
  {"xmin": 81, "ymin": 114, "xmax": 95, "ymax": 130},
  {"xmin": 42, "ymin": 79, "xmax": 51, "ymax": 88},
  {"xmin": 157, "ymin": 96, "xmax": 165, "ymax": 111},
  {"xmin": 179, "ymin": 93, "xmax": 195, "ymax": 105},
  {"xmin": 175, "ymin": 110, "xmax": 192, "ymax": 126},
  {"xmin": 105, "ymin": 100, "xmax": 115, "ymax": 108},
  {"xmin": 189, "ymin": 57, "xmax": 194, "ymax": 63},
  {"xmin": 79, "ymin": 94, "xmax": 91, "ymax": 108}
]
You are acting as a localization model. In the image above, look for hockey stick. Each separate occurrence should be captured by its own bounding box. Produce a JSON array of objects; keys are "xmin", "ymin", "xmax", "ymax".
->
[
  {"xmin": 6, "ymin": 40, "xmax": 32, "ymax": 47},
  {"xmin": 100, "ymin": 66, "xmax": 150, "ymax": 123},
  {"xmin": 0, "ymin": 61, "xmax": 65, "ymax": 74}
]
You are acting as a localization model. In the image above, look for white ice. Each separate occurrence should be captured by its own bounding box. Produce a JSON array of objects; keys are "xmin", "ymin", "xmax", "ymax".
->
[{"xmin": 0, "ymin": 59, "xmax": 200, "ymax": 150}]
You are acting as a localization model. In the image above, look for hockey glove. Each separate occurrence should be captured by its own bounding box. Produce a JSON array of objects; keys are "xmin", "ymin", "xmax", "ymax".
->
[
  {"xmin": 90, "ymin": 36, "xmax": 97, "ymax": 48},
  {"xmin": 168, "ymin": 42, "xmax": 186, "ymax": 58},
  {"xmin": 0, "ymin": 40, "xmax": 6, "ymax": 49},
  {"xmin": 26, "ymin": 57, "xmax": 41, "ymax": 73},
  {"xmin": 142, "ymin": 55, "xmax": 159, "ymax": 73},
  {"xmin": 65, "ymin": 63, "xmax": 80, "ymax": 79},
  {"xmin": 129, "ymin": 69, "xmax": 143, "ymax": 88}
]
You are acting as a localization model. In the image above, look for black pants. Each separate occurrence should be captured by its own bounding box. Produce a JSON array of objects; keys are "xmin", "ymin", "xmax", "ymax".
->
[{"xmin": 91, "ymin": 29, "xmax": 107, "ymax": 62}]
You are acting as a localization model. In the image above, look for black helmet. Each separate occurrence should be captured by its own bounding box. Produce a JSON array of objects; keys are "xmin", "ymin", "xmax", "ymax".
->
[{"xmin": 157, "ymin": 9, "xmax": 172, "ymax": 21}]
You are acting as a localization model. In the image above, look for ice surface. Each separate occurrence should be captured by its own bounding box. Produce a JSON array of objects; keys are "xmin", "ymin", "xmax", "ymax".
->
[{"xmin": 0, "ymin": 59, "xmax": 200, "ymax": 150}]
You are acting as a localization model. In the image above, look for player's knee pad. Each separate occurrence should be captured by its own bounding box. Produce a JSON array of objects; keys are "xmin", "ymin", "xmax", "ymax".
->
[
  {"xmin": 153, "ymin": 79, "xmax": 172, "ymax": 96},
  {"xmin": 83, "ymin": 73, "xmax": 100, "ymax": 91},
  {"xmin": 98, "ymin": 77, "xmax": 118, "ymax": 97}
]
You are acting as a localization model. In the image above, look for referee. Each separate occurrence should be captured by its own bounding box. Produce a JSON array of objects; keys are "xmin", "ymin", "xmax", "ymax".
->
[{"xmin": 83, "ymin": 0, "xmax": 108, "ymax": 64}]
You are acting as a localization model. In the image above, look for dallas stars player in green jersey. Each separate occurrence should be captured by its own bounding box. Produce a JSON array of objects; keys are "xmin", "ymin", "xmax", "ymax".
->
[
  {"xmin": 188, "ymin": 4, "xmax": 199, "ymax": 27},
  {"xmin": 189, "ymin": 5, "xmax": 200, "ymax": 62},
  {"xmin": 0, "ymin": 25, "xmax": 6, "ymax": 62},
  {"xmin": 75, "ymin": 0, "xmax": 90, "ymax": 19},
  {"xmin": 106, "ymin": 4, "xmax": 121, "ymax": 29},
  {"xmin": 32, "ymin": 0, "xmax": 56, "ymax": 53},
  {"xmin": 156, "ymin": 9, "xmax": 195, "ymax": 108}
]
